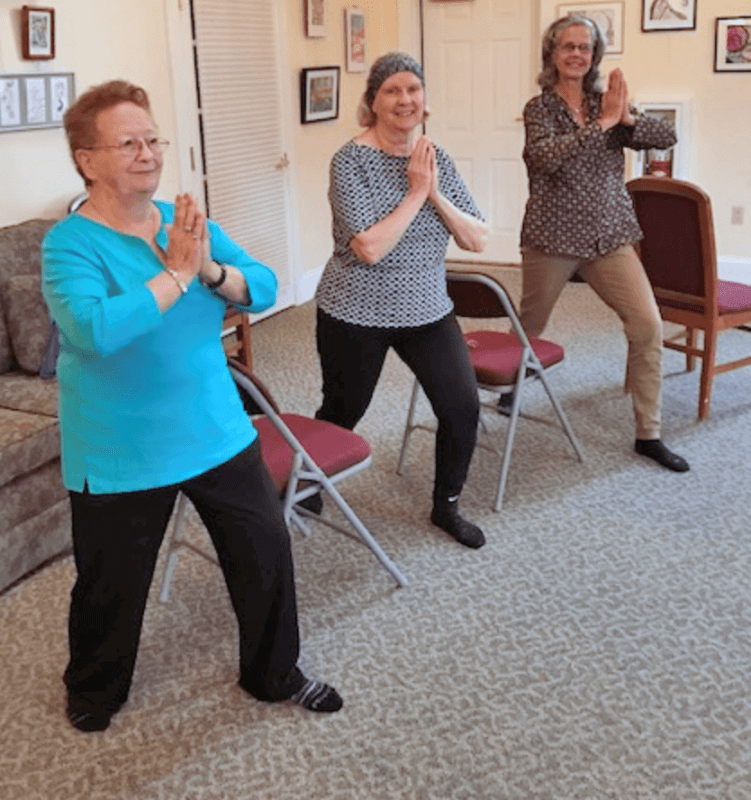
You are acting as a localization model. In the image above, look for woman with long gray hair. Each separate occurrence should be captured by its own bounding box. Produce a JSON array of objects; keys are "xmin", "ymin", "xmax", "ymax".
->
[{"xmin": 509, "ymin": 15, "xmax": 690, "ymax": 472}]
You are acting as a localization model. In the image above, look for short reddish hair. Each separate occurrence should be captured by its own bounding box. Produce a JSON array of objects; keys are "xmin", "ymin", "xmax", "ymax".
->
[{"xmin": 64, "ymin": 80, "xmax": 152, "ymax": 185}]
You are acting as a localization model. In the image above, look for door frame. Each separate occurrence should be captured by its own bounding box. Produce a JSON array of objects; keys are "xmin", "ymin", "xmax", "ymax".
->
[{"xmin": 163, "ymin": 0, "xmax": 301, "ymax": 318}]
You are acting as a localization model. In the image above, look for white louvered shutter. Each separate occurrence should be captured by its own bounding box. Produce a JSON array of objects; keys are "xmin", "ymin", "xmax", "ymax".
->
[{"xmin": 192, "ymin": 0, "xmax": 292, "ymax": 303}]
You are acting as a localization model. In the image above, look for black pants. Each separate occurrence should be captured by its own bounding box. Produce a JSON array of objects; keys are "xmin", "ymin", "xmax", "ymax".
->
[
  {"xmin": 316, "ymin": 309, "xmax": 479, "ymax": 502},
  {"xmin": 64, "ymin": 439, "xmax": 305, "ymax": 710}
]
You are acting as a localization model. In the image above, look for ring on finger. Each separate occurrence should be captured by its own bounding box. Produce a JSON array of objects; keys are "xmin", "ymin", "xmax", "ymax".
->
[{"xmin": 183, "ymin": 226, "xmax": 192, "ymax": 232}]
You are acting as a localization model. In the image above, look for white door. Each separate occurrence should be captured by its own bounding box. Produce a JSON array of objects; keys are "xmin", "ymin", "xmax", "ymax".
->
[
  {"xmin": 165, "ymin": 0, "xmax": 296, "ymax": 316},
  {"xmin": 423, "ymin": 0, "xmax": 533, "ymax": 264}
]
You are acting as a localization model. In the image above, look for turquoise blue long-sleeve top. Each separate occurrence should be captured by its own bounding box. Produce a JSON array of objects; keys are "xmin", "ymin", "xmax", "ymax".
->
[{"xmin": 42, "ymin": 200, "xmax": 277, "ymax": 493}]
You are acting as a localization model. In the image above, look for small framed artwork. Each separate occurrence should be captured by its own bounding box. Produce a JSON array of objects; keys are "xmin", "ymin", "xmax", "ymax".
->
[
  {"xmin": 0, "ymin": 72, "xmax": 74, "ymax": 133},
  {"xmin": 305, "ymin": 0, "xmax": 326, "ymax": 38},
  {"xmin": 641, "ymin": 0, "xmax": 696, "ymax": 32},
  {"xmin": 300, "ymin": 66, "xmax": 340, "ymax": 124},
  {"xmin": 557, "ymin": 3, "xmax": 624, "ymax": 55},
  {"xmin": 21, "ymin": 6, "xmax": 55, "ymax": 60},
  {"xmin": 345, "ymin": 8, "xmax": 366, "ymax": 73},
  {"xmin": 714, "ymin": 18, "xmax": 751, "ymax": 72},
  {"xmin": 628, "ymin": 94, "xmax": 691, "ymax": 180}
]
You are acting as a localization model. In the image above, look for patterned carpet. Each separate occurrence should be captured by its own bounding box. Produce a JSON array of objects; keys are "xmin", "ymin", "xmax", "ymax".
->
[{"xmin": 2, "ymin": 267, "xmax": 751, "ymax": 800}]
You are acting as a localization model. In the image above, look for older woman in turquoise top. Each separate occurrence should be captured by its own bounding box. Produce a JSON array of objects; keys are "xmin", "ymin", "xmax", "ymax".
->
[{"xmin": 42, "ymin": 80, "xmax": 342, "ymax": 733}]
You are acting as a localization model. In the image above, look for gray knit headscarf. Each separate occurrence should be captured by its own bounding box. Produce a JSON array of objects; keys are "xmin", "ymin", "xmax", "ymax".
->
[{"xmin": 365, "ymin": 52, "xmax": 424, "ymax": 108}]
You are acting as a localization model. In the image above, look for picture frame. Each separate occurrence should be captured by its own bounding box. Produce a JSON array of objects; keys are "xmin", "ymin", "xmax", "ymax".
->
[
  {"xmin": 714, "ymin": 18, "xmax": 751, "ymax": 72},
  {"xmin": 344, "ymin": 8, "xmax": 366, "ymax": 73},
  {"xmin": 305, "ymin": 0, "xmax": 326, "ymax": 38},
  {"xmin": 300, "ymin": 66, "xmax": 340, "ymax": 124},
  {"xmin": 21, "ymin": 6, "xmax": 55, "ymax": 60},
  {"xmin": 641, "ymin": 0, "xmax": 696, "ymax": 33},
  {"xmin": 628, "ymin": 94, "xmax": 692, "ymax": 181},
  {"xmin": 0, "ymin": 72, "xmax": 74, "ymax": 133},
  {"xmin": 557, "ymin": 3, "xmax": 624, "ymax": 55}
]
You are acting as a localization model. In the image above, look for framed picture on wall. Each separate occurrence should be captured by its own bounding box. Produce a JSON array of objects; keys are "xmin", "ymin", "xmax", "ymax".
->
[
  {"xmin": 345, "ymin": 8, "xmax": 366, "ymax": 73},
  {"xmin": 21, "ymin": 6, "xmax": 55, "ymax": 60},
  {"xmin": 714, "ymin": 18, "xmax": 751, "ymax": 72},
  {"xmin": 628, "ymin": 95, "xmax": 691, "ymax": 181},
  {"xmin": 300, "ymin": 66, "xmax": 340, "ymax": 124},
  {"xmin": 641, "ymin": 0, "xmax": 696, "ymax": 32},
  {"xmin": 557, "ymin": 2, "xmax": 624, "ymax": 55},
  {"xmin": 305, "ymin": 0, "xmax": 326, "ymax": 38}
]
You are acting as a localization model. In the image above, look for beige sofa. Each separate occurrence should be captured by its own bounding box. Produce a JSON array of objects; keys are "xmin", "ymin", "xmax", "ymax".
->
[{"xmin": 0, "ymin": 219, "xmax": 70, "ymax": 594}]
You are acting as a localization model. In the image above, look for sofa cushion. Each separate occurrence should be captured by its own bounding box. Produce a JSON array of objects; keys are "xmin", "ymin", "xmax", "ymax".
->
[
  {"xmin": 0, "ymin": 306, "xmax": 10, "ymax": 374},
  {"xmin": 0, "ymin": 218, "xmax": 57, "ymax": 375},
  {"xmin": 0, "ymin": 218, "xmax": 56, "ymax": 281},
  {"xmin": 0, "ymin": 459, "xmax": 67, "ymax": 539},
  {"xmin": 0, "ymin": 371, "xmax": 58, "ymax": 417},
  {"xmin": 0, "ymin": 497, "xmax": 71, "ymax": 595},
  {"xmin": 0, "ymin": 274, "xmax": 51, "ymax": 373},
  {"xmin": 0, "ymin": 407, "xmax": 60, "ymax": 491}
]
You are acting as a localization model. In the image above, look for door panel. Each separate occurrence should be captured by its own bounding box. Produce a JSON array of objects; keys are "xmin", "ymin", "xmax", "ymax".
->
[{"xmin": 424, "ymin": 0, "xmax": 532, "ymax": 263}]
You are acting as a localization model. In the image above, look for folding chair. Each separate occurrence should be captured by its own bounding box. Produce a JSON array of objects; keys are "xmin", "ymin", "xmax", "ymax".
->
[
  {"xmin": 159, "ymin": 359, "xmax": 408, "ymax": 602},
  {"xmin": 397, "ymin": 269, "xmax": 584, "ymax": 512}
]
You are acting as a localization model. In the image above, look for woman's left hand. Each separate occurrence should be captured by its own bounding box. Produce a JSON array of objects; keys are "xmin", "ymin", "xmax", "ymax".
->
[
  {"xmin": 617, "ymin": 71, "xmax": 636, "ymax": 126},
  {"xmin": 166, "ymin": 193, "xmax": 207, "ymax": 281}
]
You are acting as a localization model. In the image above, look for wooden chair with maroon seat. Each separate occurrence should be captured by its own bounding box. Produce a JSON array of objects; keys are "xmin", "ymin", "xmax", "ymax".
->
[
  {"xmin": 627, "ymin": 176, "xmax": 751, "ymax": 420},
  {"xmin": 397, "ymin": 269, "xmax": 584, "ymax": 512}
]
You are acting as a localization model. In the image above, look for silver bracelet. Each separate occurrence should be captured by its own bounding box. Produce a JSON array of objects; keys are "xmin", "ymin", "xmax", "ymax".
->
[{"xmin": 165, "ymin": 268, "xmax": 189, "ymax": 295}]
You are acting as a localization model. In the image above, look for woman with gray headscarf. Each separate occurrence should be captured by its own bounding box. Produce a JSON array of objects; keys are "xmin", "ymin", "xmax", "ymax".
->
[
  {"xmin": 314, "ymin": 52, "xmax": 489, "ymax": 548},
  {"xmin": 512, "ymin": 15, "xmax": 689, "ymax": 472}
]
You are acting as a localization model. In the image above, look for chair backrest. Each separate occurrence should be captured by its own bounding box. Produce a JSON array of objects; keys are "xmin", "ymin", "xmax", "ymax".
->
[
  {"xmin": 446, "ymin": 270, "xmax": 513, "ymax": 320},
  {"xmin": 222, "ymin": 308, "xmax": 253, "ymax": 370},
  {"xmin": 228, "ymin": 357, "xmax": 280, "ymax": 417},
  {"xmin": 626, "ymin": 177, "xmax": 718, "ymax": 313}
]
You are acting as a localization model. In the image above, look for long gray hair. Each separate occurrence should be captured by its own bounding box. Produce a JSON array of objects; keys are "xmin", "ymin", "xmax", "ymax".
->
[{"xmin": 538, "ymin": 15, "xmax": 605, "ymax": 93}]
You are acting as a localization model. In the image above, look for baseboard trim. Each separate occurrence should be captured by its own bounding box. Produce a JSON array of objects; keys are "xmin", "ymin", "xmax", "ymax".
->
[
  {"xmin": 295, "ymin": 265, "xmax": 324, "ymax": 305},
  {"xmin": 718, "ymin": 257, "xmax": 751, "ymax": 285}
]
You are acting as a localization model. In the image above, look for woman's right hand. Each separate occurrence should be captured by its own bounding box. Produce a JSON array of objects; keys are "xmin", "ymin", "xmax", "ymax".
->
[
  {"xmin": 407, "ymin": 135, "xmax": 435, "ymax": 201},
  {"xmin": 599, "ymin": 69, "xmax": 627, "ymax": 131},
  {"xmin": 166, "ymin": 193, "xmax": 207, "ymax": 280}
]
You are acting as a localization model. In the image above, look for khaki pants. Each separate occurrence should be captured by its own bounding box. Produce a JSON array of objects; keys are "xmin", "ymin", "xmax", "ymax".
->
[{"xmin": 520, "ymin": 245, "xmax": 663, "ymax": 440}]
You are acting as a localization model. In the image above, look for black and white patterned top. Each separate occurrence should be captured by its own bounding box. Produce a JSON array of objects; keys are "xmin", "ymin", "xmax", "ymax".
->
[
  {"xmin": 316, "ymin": 140, "xmax": 483, "ymax": 328},
  {"xmin": 520, "ymin": 89, "xmax": 677, "ymax": 259}
]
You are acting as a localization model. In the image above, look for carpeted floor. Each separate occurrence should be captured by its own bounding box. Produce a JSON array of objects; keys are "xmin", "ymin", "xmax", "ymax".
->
[{"xmin": 2, "ymin": 266, "xmax": 751, "ymax": 800}]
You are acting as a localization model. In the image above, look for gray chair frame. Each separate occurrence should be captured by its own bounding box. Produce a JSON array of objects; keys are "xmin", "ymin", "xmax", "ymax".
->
[
  {"xmin": 159, "ymin": 361, "xmax": 408, "ymax": 602},
  {"xmin": 397, "ymin": 270, "xmax": 584, "ymax": 512}
]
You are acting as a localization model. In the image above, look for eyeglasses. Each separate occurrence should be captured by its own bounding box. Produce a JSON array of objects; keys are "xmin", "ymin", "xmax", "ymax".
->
[
  {"xmin": 84, "ymin": 136, "xmax": 170, "ymax": 158},
  {"xmin": 558, "ymin": 42, "xmax": 593, "ymax": 54}
]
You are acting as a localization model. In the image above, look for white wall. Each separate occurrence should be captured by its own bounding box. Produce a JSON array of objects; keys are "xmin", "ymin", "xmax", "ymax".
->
[
  {"xmin": 1, "ymin": 0, "xmax": 748, "ymax": 281},
  {"xmin": 281, "ymin": 0, "xmax": 399, "ymax": 282},
  {"xmin": 0, "ymin": 0, "xmax": 183, "ymax": 223}
]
